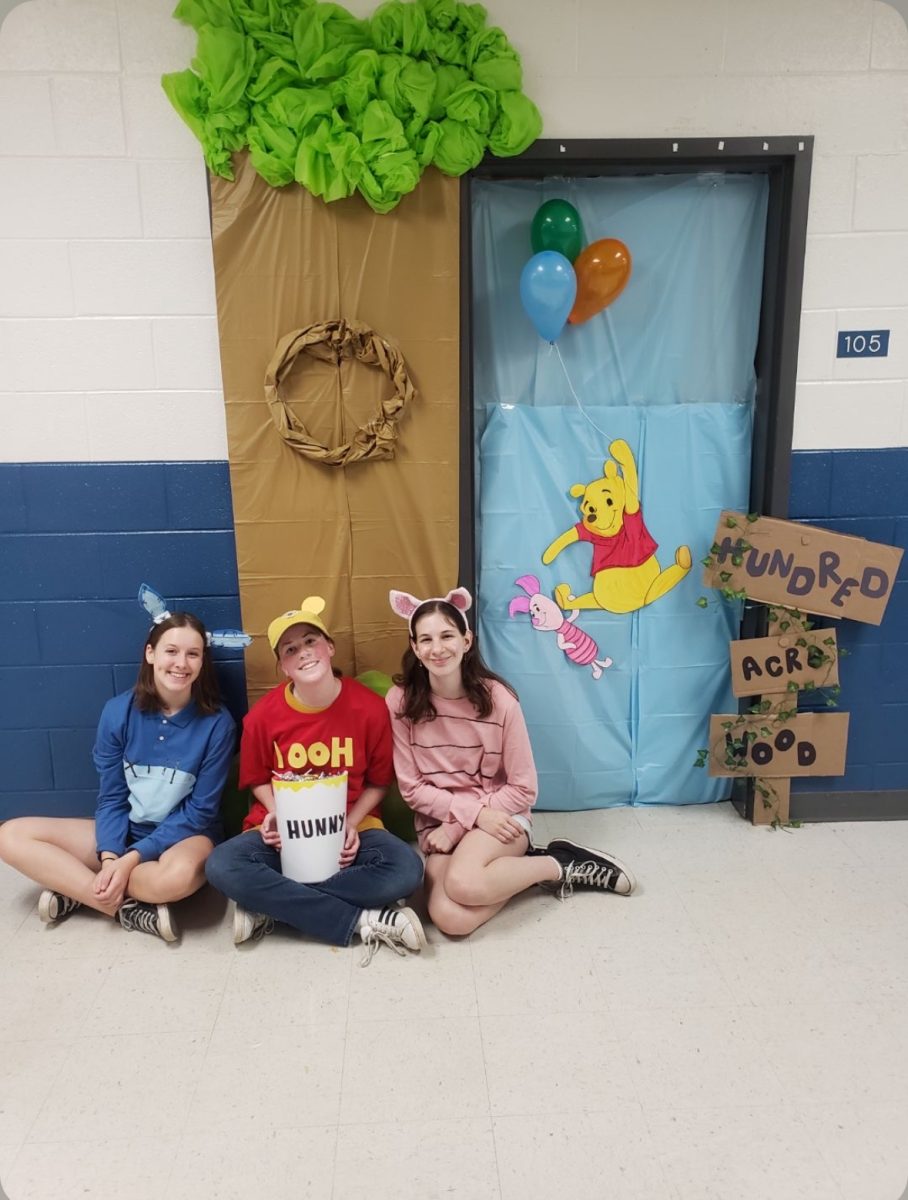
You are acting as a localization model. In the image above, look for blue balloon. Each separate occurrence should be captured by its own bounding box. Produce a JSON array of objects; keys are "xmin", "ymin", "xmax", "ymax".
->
[{"xmin": 519, "ymin": 251, "xmax": 577, "ymax": 342}]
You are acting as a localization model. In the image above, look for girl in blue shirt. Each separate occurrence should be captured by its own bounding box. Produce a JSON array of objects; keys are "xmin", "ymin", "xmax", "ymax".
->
[{"xmin": 0, "ymin": 613, "xmax": 236, "ymax": 942}]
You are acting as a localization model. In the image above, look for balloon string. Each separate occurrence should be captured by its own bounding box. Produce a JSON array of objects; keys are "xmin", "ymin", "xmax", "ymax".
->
[
  {"xmin": 604, "ymin": 308, "xmax": 632, "ymax": 406},
  {"xmin": 552, "ymin": 344, "xmax": 612, "ymax": 446},
  {"xmin": 551, "ymin": 344, "xmax": 641, "ymax": 511}
]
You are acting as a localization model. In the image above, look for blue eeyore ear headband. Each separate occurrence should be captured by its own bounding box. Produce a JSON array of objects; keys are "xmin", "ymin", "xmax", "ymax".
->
[{"xmin": 138, "ymin": 584, "xmax": 252, "ymax": 650}]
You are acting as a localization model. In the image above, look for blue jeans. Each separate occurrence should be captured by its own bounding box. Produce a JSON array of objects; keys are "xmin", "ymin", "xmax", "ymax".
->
[{"xmin": 205, "ymin": 828, "xmax": 424, "ymax": 946}]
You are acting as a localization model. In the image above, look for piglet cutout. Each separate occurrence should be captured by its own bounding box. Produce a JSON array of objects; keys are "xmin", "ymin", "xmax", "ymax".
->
[{"xmin": 509, "ymin": 574, "xmax": 613, "ymax": 680}]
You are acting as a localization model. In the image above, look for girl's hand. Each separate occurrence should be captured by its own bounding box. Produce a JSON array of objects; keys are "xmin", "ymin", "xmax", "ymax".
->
[
  {"xmin": 424, "ymin": 825, "xmax": 457, "ymax": 855},
  {"xmin": 339, "ymin": 823, "xmax": 359, "ymax": 868},
  {"xmin": 475, "ymin": 808, "xmax": 525, "ymax": 844},
  {"xmin": 260, "ymin": 812, "xmax": 282, "ymax": 850},
  {"xmin": 93, "ymin": 859, "xmax": 118, "ymax": 896},
  {"xmin": 93, "ymin": 857, "xmax": 133, "ymax": 909}
]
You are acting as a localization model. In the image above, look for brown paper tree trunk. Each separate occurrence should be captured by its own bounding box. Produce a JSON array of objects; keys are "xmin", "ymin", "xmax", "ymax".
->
[{"xmin": 209, "ymin": 155, "xmax": 460, "ymax": 703}]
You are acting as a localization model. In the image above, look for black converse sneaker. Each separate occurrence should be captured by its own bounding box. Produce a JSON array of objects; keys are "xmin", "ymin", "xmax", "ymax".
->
[
  {"xmin": 544, "ymin": 839, "xmax": 636, "ymax": 897},
  {"xmin": 117, "ymin": 899, "xmax": 178, "ymax": 942},
  {"xmin": 358, "ymin": 905, "xmax": 426, "ymax": 967},
  {"xmin": 233, "ymin": 906, "xmax": 274, "ymax": 946},
  {"xmin": 38, "ymin": 890, "xmax": 82, "ymax": 924}
]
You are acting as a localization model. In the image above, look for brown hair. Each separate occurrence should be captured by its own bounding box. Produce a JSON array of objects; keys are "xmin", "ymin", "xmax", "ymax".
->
[
  {"xmin": 392, "ymin": 599, "xmax": 516, "ymax": 723},
  {"xmin": 134, "ymin": 613, "xmax": 221, "ymax": 716},
  {"xmin": 273, "ymin": 623, "xmax": 343, "ymax": 679}
]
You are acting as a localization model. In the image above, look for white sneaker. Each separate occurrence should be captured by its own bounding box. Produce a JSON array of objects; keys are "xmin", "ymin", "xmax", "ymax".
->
[
  {"xmin": 38, "ymin": 890, "xmax": 82, "ymax": 924},
  {"xmin": 358, "ymin": 905, "xmax": 426, "ymax": 966},
  {"xmin": 233, "ymin": 905, "xmax": 274, "ymax": 945}
]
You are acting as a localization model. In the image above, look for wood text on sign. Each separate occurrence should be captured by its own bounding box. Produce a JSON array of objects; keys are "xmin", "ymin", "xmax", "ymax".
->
[
  {"xmin": 703, "ymin": 512, "xmax": 903, "ymax": 625},
  {"xmin": 729, "ymin": 629, "xmax": 839, "ymax": 698},
  {"xmin": 707, "ymin": 712, "xmax": 850, "ymax": 778}
]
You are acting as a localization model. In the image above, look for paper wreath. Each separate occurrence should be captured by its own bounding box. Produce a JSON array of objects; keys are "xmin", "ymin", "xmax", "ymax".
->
[
  {"xmin": 138, "ymin": 584, "xmax": 253, "ymax": 650},
  {"xmin": 264, "ymin": 319, "xmax": 416, "ymax": 468}
]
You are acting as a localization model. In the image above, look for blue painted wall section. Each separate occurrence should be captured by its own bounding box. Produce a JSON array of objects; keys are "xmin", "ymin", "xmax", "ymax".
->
[
  {"xmin": 0, "ymin": 462, "xmax": 247, "ymax": 821},
  {"xmin": 789, "ymin": 447, "xmax": 908, "ymax": 795}
]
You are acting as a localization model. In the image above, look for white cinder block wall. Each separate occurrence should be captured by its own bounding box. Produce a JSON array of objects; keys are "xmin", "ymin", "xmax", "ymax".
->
[
  {"xmin": 0, "ymin": 0, "xmax": 906, "ymax": 460},
  {"xmin": 0, "ymin": 0, "xmax": 225, "ymax": 462}
]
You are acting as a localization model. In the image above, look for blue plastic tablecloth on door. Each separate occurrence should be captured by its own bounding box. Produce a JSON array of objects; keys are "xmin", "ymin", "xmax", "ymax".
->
[{"xmin": 477, "ymin": 402, "xmax": 751, "ymax": 809}]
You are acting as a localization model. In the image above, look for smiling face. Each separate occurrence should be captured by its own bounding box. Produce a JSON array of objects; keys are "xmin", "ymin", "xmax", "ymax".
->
[
  {"xmin": 144, "ymin": 626, "xmax": 205, "ymax": 710},
  {"xmin": 276, "ymin": 623, "xmax": 336, "ymax": 693},
  {"xmin": 529, "ymin": 594, "xmax": 562, "ymax": 631},
  {"xmin": 411, "ymin": 609, "xmax": 473, "ymax": 690},
  {"xmin": 577, "ymin": 471, "xmax": 627, "ymax": 537}
]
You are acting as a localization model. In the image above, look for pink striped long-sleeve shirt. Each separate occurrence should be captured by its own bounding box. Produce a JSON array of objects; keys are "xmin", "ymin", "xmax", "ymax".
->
[{"xmin": 385, "ymin": 681, "xmax": 537, "ymax": 852}]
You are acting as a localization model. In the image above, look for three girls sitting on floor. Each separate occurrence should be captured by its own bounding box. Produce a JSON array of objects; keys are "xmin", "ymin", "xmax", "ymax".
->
[{"xmin": 0, "ymin": 588, "xmax": 634, "ymax": 953}]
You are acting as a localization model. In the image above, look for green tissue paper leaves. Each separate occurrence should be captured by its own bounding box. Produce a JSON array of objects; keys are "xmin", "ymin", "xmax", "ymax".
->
[{"xmin": 162, "ymin": 0, "xmax": 541, "ymax": 211}]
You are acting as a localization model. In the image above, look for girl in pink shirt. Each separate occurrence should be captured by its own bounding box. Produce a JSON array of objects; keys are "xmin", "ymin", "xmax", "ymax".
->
[{"xmin": 386, "ymin": 587, "xmax": 635, "ymax": 936}]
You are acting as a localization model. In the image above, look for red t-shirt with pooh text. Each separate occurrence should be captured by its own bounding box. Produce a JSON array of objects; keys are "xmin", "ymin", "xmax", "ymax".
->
[
  {"xmin": 239, "ymin": 677, "xmax": 393, "ymax": 833},
  {"xmin": 575, "ymin": 509, "xmax": 657, "ymax": 575}
]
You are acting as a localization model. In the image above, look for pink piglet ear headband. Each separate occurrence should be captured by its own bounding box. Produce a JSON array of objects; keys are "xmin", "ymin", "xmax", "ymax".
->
[{"xmin": 389, "ymin": 587, "xmax": 473, "ymax": 634}]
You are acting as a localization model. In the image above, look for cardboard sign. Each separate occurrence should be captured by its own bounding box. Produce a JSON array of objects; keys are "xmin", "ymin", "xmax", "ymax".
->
[
  {"xmin": 707, "ymin": 712, "xmax": 849, "ymax": 778},
  {"xmin": 703, "ymin": 512, "xmax": 903, "ymax": 625},
  {"xmin": 729, "ymin": 629, "xmax": 839, "ymax": 697}
]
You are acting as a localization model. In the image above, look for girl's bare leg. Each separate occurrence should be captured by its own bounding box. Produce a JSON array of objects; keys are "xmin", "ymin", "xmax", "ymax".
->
[
  {"xmin": 0, "ymin": 818, "xmax": 118, "ymax": 916},
  {"xmin": 127, "ymin": 836, "xmax": 213, "ymax": 904},
  {"xmin": 424, "ymin": 831, "xmax": 559, "ymax": 936}
]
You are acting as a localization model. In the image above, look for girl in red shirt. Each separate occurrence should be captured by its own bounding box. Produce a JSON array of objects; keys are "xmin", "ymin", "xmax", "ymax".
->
[{"xmin": 205, "ymin": 598, "xmax": 425, "ymax": 964}]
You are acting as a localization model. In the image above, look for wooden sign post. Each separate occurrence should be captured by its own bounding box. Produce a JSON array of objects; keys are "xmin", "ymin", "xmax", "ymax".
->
[
  {"xmin": 709, "ymin": 608, "xmax": 848, "ymax": 824},
  {"xmin": 701, "ymin": 512, "xmax": 902, "ymax": 826}
]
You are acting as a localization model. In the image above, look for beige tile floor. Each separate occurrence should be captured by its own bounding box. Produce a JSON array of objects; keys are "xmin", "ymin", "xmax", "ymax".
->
[{"xmin": 2, "ymin": 802, "xmax": 908, "ymax": 1200}]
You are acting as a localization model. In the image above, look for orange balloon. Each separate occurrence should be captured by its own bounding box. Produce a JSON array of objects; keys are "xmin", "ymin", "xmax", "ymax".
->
[{"xmin": 568, "ymin": 238, "xmax": 632, "ymax": 324}]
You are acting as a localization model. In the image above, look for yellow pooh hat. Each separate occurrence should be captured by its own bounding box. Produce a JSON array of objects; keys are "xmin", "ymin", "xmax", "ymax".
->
[{"xmin": 267, "ymin": 597, "xmax": 331, "ymax": 651}]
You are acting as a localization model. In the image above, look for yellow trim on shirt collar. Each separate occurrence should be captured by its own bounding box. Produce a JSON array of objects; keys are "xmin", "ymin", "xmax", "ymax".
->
[{"xmin": 283, "ymin": 682, "xmax": 329, "ymax": 714}]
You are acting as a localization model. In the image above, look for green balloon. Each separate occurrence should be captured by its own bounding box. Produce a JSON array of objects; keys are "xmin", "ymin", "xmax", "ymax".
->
[{"xmin": 531, "ymin": 199, "xmax": 584, "ymax": 263}]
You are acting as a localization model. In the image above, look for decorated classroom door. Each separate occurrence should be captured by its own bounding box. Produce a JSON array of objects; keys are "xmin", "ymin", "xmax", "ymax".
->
[{"xmin": 472, "ymin": 174, "xmax": 769, "ymax": 809}]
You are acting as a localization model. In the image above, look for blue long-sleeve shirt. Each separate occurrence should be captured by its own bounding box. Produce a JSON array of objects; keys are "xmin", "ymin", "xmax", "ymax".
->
[{"xmin": 92, "ymin": 691, "xmax": 236, "ymax": 863}]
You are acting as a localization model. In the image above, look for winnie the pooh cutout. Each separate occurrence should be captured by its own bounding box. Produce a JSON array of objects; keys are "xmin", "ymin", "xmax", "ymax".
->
[{"xmin": 542, "ymin": 438, "xmax": 692, "ymax": 614}]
